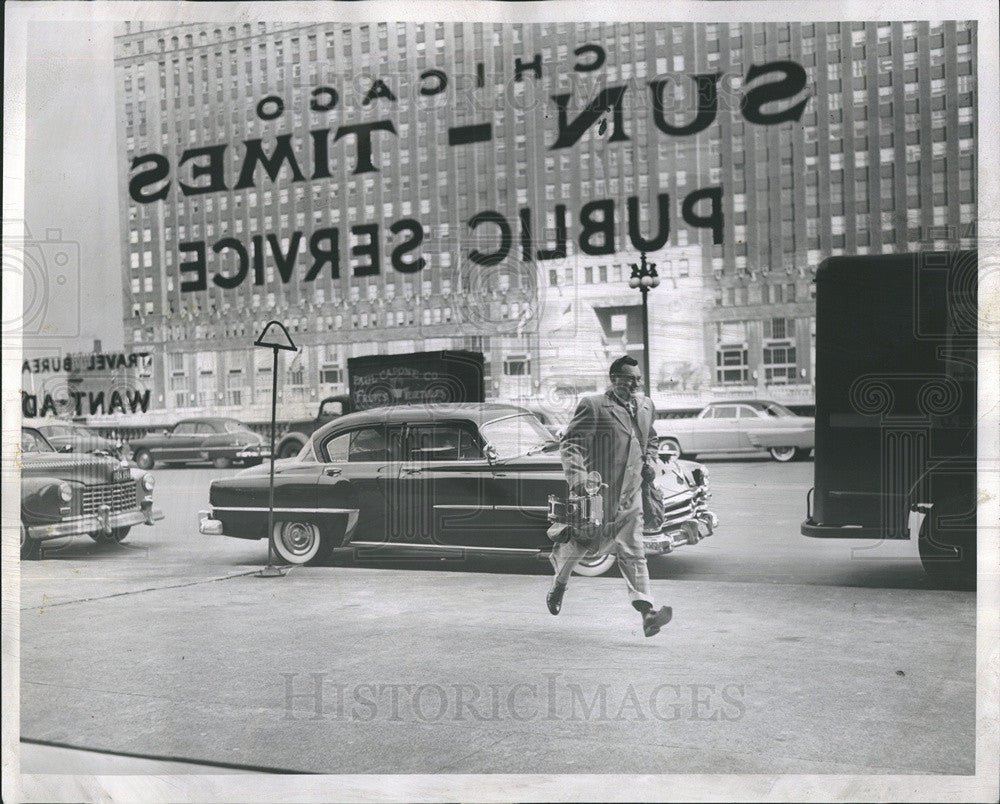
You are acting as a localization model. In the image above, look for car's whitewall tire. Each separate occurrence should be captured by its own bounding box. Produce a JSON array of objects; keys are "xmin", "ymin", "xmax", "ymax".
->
[
  {"xmin": 572, "ymin": 553, "xmax": 617, "ymax": 576},
  {"xmin": 272, "ymin": 520, "xmax": 328, "ymax": 565}
]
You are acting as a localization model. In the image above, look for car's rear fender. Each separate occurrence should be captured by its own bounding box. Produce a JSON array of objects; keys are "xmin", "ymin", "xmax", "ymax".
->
[
  {"xmin": 743, "ymin": 427, "xmax": 814, "ymax": 450},
  {"xmin": 215, "ymin": 508, "xmax": 358, "ymax": 544}
]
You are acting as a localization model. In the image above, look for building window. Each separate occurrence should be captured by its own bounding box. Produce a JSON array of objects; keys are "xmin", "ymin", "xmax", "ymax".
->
[
  {"xmin": 715, "ymin": 346, "xmax": 748, "ymax": 385},
  {"xmin": 763, "ymin": 342, "xmax": 797, "ymax": 384},
  {"xmin": 765, "ymin": 318, "xmax": 792, "ymax": 339},
  {"xmin": 503, "ymin": 355, "xmax": 530, "ymax": 376},
  {"xmin": 320, "ymin": 365, "xmax": 343, "ymax": 385}
]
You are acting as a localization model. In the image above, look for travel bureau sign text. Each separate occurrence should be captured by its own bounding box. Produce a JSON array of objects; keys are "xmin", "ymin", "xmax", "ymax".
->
[{"xmin": 126, "ymin": 44, "xmax": 809, "ymax": 294}]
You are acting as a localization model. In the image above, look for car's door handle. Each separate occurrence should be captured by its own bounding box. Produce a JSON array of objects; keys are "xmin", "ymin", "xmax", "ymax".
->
[
  {"xmin": 324, "ymin": 467, "xmax": 342, "ymax": 476},
  {"xmin": 402, "ymin": 468, "xmax": 422, "ymax": 475}
]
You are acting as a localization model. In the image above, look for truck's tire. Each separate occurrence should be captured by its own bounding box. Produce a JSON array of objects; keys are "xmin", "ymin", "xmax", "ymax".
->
[{"xmin": 134, "ymin": 449, "xmax": 154, "ymax": 470}]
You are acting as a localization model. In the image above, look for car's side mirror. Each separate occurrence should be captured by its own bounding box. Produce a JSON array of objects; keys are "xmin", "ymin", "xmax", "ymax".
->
[{"xmin": 484, "ymin": 444, "xmax": 499, "ymax": 465}]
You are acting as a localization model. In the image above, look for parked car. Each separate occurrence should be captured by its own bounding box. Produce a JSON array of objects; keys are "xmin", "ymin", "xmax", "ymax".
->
[
  {"xmin": 653, "ymin": 399, "xmax": 814, "ymax": 462},
  {"xmin": 19, "ymin": 426, "xmax": 164, "ymax": 560},
  {"xmin": 129, "ymin": 417, "xmax": 268, "ymax": 470},
  {"xmin": 198, "ymin": 403, "xmax": 717, "ymax": 575},
  {"xmin": 275, "ymin": 395, "xmax": 351, "ymax": 459},
  {"xmin": 33, "ymin": 420, "xmax": 130, "ymax": 461},
  {"xmin": 521, "ymin": 405, "xmax": 571, "ymax": 439}
]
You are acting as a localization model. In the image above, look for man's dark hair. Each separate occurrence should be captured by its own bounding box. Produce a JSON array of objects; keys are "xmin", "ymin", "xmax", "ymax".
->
[{"xmin": 609, "ymin": 355, "xmax": 639, "ymax": 376}]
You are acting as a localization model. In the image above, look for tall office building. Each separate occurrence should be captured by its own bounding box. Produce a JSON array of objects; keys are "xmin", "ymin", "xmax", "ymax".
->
[{"xmin": 114, "ymin": 20, "xmax": 976, "ymax": 416}]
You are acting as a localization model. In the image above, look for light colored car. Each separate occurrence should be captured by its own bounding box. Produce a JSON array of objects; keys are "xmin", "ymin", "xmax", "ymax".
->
[{"xmin": 654, "ymin": 400, "xmax": 814, "ymax": 462}]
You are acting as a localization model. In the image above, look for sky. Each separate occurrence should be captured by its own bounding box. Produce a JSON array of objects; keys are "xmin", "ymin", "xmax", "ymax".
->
[{"xmin": 23, "ymin": 20, "xmax": 121, "ymax": 355}]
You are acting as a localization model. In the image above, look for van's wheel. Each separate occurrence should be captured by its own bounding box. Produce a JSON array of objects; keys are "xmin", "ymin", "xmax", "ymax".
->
[
  {"xmin": 89, "ymin": 527, "xmax": 131, "ymax": 544},
  {"xmin": 769, "ymin": 446, "xmax": 797, "ymax": 462},
  {"xmin": 572, "ymin": 553, "xmax": 617, "ymax": 577},
  {"xmin": 20, "ymin": 522, "xmax": 41, "ymax": 561},
  {"xmin": 272, "ymin": 520, "xmax": 333, "ymax": 565},
  {"xmin": 213, "ymin": 456, "xmax": 232, "ymax": 469},
  {"xmin": 134, "ymin": 449, "xmax": 154, "ymax": 470}
]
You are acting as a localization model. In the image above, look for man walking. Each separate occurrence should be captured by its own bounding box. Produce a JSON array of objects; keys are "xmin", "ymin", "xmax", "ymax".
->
[{"xmin": 547, "ymin": 356, "xmax": 673, "ymax": 637}]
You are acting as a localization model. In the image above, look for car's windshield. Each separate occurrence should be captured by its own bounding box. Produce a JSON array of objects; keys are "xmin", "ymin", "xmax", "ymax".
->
[
  {"xmin": 762, "ymin": 402, "xmax": 795, "ymax": 417},
  {"xmin": 479, "ymin": 414, "xmax": 554, "ymax": 459},
  {"xmin": 21, "ymin": 430, "xmax": 55, "ymax": 453}
]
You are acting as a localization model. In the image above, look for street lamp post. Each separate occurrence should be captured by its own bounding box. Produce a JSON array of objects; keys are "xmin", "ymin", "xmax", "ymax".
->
[{"xmin": 628, "ymin": 251, "xmax": 661, "ymax": 398}]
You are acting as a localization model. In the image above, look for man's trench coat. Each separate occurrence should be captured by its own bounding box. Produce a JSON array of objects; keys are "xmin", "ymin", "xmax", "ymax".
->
[{"xmin": 559, "ymin": 390, "xmax": 660, "ymax": 521}]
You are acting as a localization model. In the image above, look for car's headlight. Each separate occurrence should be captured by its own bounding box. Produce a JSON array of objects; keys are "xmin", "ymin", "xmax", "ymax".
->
[
  {"xmin": 58, "ymin": 482, "xmax": 73, "ymax": 501},
  {"xmin": 142, "ymin": 474, "xmax": 155, "ymax": 491}
]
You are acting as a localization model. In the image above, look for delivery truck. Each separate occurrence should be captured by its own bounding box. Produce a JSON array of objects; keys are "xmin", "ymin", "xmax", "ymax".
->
[
  {"xmin": 801, "ymin": 251, "xmax": 977, "ymax": 588},
  {"xmin": 274, "ymin": 350, "xmax": 485, "ymax": 458}
]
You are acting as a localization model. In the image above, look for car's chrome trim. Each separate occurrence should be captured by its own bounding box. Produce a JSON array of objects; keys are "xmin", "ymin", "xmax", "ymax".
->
[
  {"xmin": 211, "ymin": 505, "xmax": 358, "ymax": 514},
  {"xmin": 27, "ymin": 506, "xmax": 163, "ymax": 540},
  {"xmin": 432, "ymin": 504, "xmax": 549, "ymax": 512},
  {"xmin": 349, "ymin": 541, "xmax": 542, "ymax": 554}
]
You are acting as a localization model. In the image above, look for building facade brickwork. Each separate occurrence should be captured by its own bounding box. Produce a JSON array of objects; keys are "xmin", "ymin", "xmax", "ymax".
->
[{"xmin": 114, "ymin": 21, "xmax": 976, "ymax": 417}]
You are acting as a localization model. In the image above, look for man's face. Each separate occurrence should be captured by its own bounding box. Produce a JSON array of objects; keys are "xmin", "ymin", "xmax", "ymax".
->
[{"xmin": 611, "ymin": 364, "xmax": 643, "ymax": 401}]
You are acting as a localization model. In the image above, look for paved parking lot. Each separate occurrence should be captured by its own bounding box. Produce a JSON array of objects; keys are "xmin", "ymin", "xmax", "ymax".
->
[{"xmin": 16, "ymin": 460, "xmax": 980, "ymax": 781}]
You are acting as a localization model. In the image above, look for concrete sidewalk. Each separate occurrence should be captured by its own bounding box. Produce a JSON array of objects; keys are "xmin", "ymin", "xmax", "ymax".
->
[{"xmin": 20, "ymin": 566, "xmax": 975, "ymax": 775}]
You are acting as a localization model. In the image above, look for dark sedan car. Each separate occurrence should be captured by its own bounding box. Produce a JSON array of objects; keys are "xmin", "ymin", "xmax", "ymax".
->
[
  {"xmin": 20, "ymin": 427, "xmax": 163, "ymax": 560},
  {"xmin": 33, "ymin": 420, "xmax": 128, "ymax": 460},
  {"xmin": 198, "ymin": 404, "xmax": 717, "ymax": 575},
  {"xmin": 129, "ymin": 417, "xmax": 268, "ymax": 470}
]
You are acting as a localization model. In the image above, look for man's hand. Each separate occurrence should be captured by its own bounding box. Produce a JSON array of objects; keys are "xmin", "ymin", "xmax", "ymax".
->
[{"xmin": 641, "ymin": 462, "xmax": 657, "ymax": 483}]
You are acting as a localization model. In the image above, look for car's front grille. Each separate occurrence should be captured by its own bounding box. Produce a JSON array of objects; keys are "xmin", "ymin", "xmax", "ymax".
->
[{"xmin": 81, "ymin": 482, "xmax": 137, "ymax": 516}]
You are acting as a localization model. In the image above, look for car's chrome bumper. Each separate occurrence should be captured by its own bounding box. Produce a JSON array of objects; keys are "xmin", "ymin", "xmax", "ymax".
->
[
  {"xmin": 235, "ymin": 447, "xmax": 270, "ymax": 458},
  {"xmin": 28, "ymin": 505, "xmax": 164, "ymax": 541},
  {"xmin": 642, "ymin": 510, "xmax": 717, "ymax": 554},
  {"xmin": 198, "ymin": 509, "xmax": 224, "ymax": 535}
]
